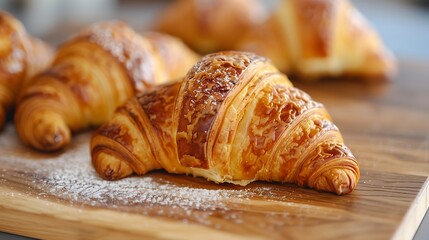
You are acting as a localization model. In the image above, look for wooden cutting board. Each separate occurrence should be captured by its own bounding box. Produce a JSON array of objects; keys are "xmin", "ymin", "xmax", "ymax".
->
[{"xmin": 1, "ymin": 60, "xmax": 428, "ymax": 240}]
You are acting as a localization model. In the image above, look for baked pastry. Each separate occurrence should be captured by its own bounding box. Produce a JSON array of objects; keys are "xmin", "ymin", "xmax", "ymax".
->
[
  {"xmin": 155, "ymin": 0, "xmax": 267, "ymax": 54},
  {"xmin": 0, "ymin": 11, "xmax": 53, "ymax": 131},
  {"xmin": 15, "ymin": 21, "xmax": 199, "ymax": 151},
  {"xmin": 91, "ymin": 51, "xmax": 360, "ymax": 195},
  {"xmin": 237, "ymin": 0, "xmax": 396, "ymax": 79}
]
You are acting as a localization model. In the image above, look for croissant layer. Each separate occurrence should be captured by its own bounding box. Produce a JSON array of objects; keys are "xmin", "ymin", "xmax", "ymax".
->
[{"xmin": 91, "ymin": 52, "xmax": 360, "ymax": 195}]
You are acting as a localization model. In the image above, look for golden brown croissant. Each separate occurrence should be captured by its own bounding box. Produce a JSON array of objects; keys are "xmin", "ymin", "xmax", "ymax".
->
[
  {"xmin": 155, "ymin": 0, "xmax": 268, "ymax": 54},
  {"xmin": 15, "ymin": 21, "xmax": 199, "ymax": 151},
  {"xmin": 0, "ymin": 12, "xmax": 53, "ymax": 131},
  {"xmin": 91, "ymin": 51, "xmax": 360, "ymax": 195},
  {"xmin": 237, "ymin": 0, "xmax": 396, "ymax": 79}
]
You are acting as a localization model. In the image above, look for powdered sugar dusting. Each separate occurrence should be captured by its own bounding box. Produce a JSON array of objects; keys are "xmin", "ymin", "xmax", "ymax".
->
[
  {"xmin": 3, "ymin": 46, "xmax": 25, "ymax": 74},
  {"xmin": 0, "ymin": 125, "xmax": 288, "ymax": 226},
  {"xmin": 84, "ymin": 21, "xmax": 155, "ymax": 91}
]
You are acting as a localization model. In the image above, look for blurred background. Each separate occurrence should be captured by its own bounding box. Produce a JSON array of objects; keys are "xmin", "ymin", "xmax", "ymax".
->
[{"xmin": 0, "ymin": 0, "xmax": 429, "ymax": 59}]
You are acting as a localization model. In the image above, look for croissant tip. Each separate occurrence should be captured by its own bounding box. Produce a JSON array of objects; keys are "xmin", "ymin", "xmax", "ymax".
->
[
  {"xmin": 334, "ymin": 182, "xmax": 354, "ymax": 196},
  {"xmin": 92, "ymin": 152, "xmax": 133, "ymax": 180},
  {"xmin": 15, "ymin": 110, "xmax": 72, "ymax": 152},
  {"xmin": 311, "ymin": 168, "xmax": 359, "ymax": 195},
  {"xmin": 34, "ymin": 129, "xmax": 70, "ymax": 152},
  {"xmin": 103, "ymin": 167, "xmax": 116, "ymax": 180}
]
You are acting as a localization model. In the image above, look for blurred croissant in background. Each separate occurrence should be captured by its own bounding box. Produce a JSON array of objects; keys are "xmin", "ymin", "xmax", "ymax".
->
[
  {"xmin": 0, "ymin": 11, "xmax": 53, "ymax": 131},
  {"xmin": 238, "ymin": 0, "xmax": 396, "ymax": 79},
  {"xmin": 155, "ymin": 0, "xmax": 268, "ymax": 54},
  {"xmin": 15, "ymin": 21, "xmax": 199, "ymax": 152},
  {"xmin": 155, "ymin": 0, "xmax": 396, "ymax": 80}
]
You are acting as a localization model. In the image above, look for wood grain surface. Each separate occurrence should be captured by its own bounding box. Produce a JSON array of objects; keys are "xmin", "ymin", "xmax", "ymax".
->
[{"xmin": 0, "ymin": 60, "xmax": 428, "ymax": 240}]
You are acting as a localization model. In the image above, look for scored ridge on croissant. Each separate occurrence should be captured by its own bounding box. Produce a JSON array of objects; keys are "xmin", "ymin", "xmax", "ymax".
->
[
  {"xmin": 91, "ymin": 51, "xmax": 360, "ymax": 195},
  {"xmin": 0, "ymin": 11, "xmax": 53, "ymax": 131},
  {"xmin": 14, "ymin": 21, "xmax": 198, "ymax": 151}
]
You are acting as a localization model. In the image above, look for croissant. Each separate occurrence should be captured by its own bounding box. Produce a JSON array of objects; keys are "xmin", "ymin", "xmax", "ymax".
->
[
  {"xmin": 237, "ymin": 0, "xmax": 396, "ymax": 79},
  {"xmin": 0, "ymin": 11, "xmax": 53, "ymax": 131},
  {"xmin": 155, "ymin": 0, "xmax": 268, "ymax": 54},
  {"xmin": 15, "ymin": 21, "xmax": 199, "ymax": 151},
  {"xmin": 91, "ymin": 52, "xmax": 360, "ymax": 195}
]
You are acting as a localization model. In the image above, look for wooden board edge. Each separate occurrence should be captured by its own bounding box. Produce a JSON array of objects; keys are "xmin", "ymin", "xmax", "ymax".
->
[
  {"xmin": 392, "ymin": 176, "xmax": 429, "ymax": 240},
  {"xmin": 0, "ymin": 186, "xmax": 253, "ymax": 240}
]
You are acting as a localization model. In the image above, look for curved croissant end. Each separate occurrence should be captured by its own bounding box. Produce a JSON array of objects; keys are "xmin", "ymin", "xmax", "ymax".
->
[
  {"xmin": 14, "ymin": 82, "xmax": 72, "ymax": 151},
  {"xmin": 91, "ymin": 51, "xmax": 360, "ymax": 195},
  {"xmin": 15, "ymin": 21, "xmax": 198, "ymax": 151},
  {"xmin": 297, "ymin": 143, "xmax": 360, "ymax": 195},
  {"xmin": 0, "ymin": 11, "xmax": 53, "ymax": 131},
  {"xmin": 16, "ymin": 110, "xmax": 70, "ymax": 151}
]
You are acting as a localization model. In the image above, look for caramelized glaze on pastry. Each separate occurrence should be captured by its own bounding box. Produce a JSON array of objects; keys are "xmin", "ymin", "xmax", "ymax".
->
[{"xmin": 91, "ymin": 51, "xmax": 360, "ymax": 195}]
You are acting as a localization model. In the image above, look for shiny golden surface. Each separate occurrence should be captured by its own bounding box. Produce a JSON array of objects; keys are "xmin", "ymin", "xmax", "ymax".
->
[
  {"xmin": 15, "ymin": 21, "xmax": 199, "ymax": 152},
  {"xmin": 238, "ymin": 0, "xmax": 396, "ymax": 79},
  {"xmin": 91, "ymin": 52, "xmax": 360, "ymax": 195},
  {"xmin": 0, "ymin": 11, "xmax": 53, "ymax": 131}
]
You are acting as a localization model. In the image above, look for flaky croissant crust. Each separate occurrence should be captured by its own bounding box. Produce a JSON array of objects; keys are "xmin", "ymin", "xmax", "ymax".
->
[{"xmin": 91, "ymin": 52, "xmax": 360, "ymax": 195}]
